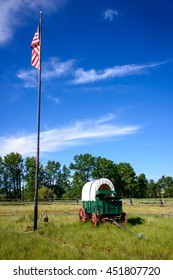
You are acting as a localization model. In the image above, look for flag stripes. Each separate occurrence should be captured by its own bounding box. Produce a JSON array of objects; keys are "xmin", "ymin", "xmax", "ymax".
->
[{"xmin": 30, "ymin": 27, "xmax": 40, "ymax": 69}]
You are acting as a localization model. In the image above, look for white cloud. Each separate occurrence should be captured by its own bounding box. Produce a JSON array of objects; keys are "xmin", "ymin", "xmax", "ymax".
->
[
  {"xmin": 17, "ymin": 69, "xmax": 38, "ymax": 88},
  {"xmin": 103, "ymin": 9, "xmax": 119, "ymax": 21},
  {"xmin": 17, "ymin": 59, "xmax": 167, "ymax": 87},
  {"xmin": 0, "ymin": 114, "xmax": 141, "ymax": 157},
  {"xmin": 0, "ymin": 0, "xmax": 20, "ymax": 44},
  {"xmin": 17, "ymin": 58, "xmax": 75, "ymax": 87},
  {"xmin": 42, "ymin": 58, "xmax": 75, "ymax": 80},
  {"xmin": 17, "ymin": 60, "xmax": 167, "ymax": 87},
  {"xmin": 47, "ymin": 94, "xmax": 60, "ymax": 105},
  {"xmin": 73, "ymin": 61, "xmax": 166, "ymax": 84},
  {"xmin": 0, "ymin": 0, "xmax": 66, "ymax": 46},
  {"xmin": 96, "ymin": 114, "xmax": 115, "ymax": 124}
]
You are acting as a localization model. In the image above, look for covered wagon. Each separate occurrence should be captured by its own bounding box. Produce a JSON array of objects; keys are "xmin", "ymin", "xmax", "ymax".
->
[{"xmin": 79, "ymin": 178, "xmax": 127, "ymax": 226}]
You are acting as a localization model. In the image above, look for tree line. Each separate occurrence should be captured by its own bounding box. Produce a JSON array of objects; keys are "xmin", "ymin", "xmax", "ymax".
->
[{"xmin": 0, "ymin": 152, "xmax": 173, "ymax": 200}]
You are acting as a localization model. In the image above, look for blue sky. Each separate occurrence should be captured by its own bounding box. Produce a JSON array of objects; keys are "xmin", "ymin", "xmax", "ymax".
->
[{"xmin": 0, "ymin": 0, "xmax": 173, "ymax": 180}]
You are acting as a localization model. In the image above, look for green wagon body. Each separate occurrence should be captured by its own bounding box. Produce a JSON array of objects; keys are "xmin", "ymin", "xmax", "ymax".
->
[
  {"xmin": 79, "ymin": 178, "xmax": 126, "ymax": 225},
  {"xmin": 82, "ymin": 190, "xmax": 123, "ymax": 217}
]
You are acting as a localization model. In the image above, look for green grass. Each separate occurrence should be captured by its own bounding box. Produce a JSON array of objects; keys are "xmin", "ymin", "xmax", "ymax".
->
[{"xmin": 0, "ymin": 201, "xmax": 173, "ymax": 260}]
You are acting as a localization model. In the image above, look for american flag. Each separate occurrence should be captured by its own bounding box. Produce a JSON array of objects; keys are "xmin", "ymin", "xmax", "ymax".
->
[{"xmin": 30, "ymin": 26, "xmax": 40, "ymax": 69}]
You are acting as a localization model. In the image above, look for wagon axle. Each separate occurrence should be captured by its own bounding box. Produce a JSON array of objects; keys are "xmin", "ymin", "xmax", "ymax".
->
[{"xmin": 79, "ymin": 207, "xmax": 127, "ymax": 226}]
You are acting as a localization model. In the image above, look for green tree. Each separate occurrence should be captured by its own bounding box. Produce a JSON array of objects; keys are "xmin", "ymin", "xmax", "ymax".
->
[
  {"xmin": 24, "ymin": 156, "xmax": 45, "ymax": 200},
  {"xmin": 157, "ymin": 176, "xmax": 173, "ymax": 198},
  {"xmin": 3, "ymin": 152, "xmax": 23, "ymax": 199},
  {"xmin": 117, "ymin": 162, "xmax": 136, "ymax": 198},
  {"xmin": 44, "ymin": 161, "xmax": 70, "ymax": 198},
  {"xmin": 38, "ymin": 186, "xmax": 53, "ymax": 201},
  {"xmin": 0, "ymin": 156, "xmax": 4, "ymax": 198},
  {"xmin": 92, "ymin": 157, "xmax": 114, "ymax": 178},
  {"xmin": 24, "ymin": 157, "xmax": 36, "ymax": 199},
  {"xmin": 69, "ymin": 154, "xmax": 95, "ymax": 198},
  {"xmin": 147, "ymin": 179, "xmax": 158, "ymax": 198},
  {"xmin": 134, "ymin": 173, "xmax": 148, "ymax": 198},
  {"xmin": 91, "ymin": 156, "xmax": 120, "ymax": 194},
  {"xmin": 44, "ymin": 160, "xmax": 61, "ymax": 187},
  {"xmin": 70, "ymin": 154, "xmax": 95, "ymax": 181},
  {"xmin": 59, "ymin": 165, "xmax": 72, "ymax": 195}
]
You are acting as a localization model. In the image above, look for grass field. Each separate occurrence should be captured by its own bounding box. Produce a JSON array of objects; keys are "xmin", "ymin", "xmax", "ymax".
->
[{"xmin": 0, "ymin": 199, "xmax": 173, "ymax": 260}]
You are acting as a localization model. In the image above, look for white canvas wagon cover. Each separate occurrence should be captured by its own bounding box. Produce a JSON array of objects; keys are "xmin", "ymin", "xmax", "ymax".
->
[{"xmin": 81, "ymin": 178, "xmax": 115, "ymax": 202}]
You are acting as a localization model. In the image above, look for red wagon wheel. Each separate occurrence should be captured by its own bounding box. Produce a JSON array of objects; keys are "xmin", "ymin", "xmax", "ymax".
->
[
  {"xmin": 79, "ymin": 208, "xmax": 86, "ymax": 222},
  {"xmin": 91, "ymin": 213, "xmax": 97, "ymax": 226}
]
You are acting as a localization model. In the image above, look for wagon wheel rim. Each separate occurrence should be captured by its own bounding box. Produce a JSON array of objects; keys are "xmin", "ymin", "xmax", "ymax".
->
[
  {"xmin": 79, "ymin": 208, "xmax": 86, "ymax": 222},
  {"xmin": 91, "ymin": 213, "xmax": 97, "ymax": 226}
]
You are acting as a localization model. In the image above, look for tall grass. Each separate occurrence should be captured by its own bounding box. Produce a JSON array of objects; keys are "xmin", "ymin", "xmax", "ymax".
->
[{"xmin": 0, "ymin": 201, "xmax": 173, "ymax": 260}]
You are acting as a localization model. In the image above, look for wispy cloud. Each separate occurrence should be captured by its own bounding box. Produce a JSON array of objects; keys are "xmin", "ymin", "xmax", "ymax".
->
[
  {"xmin": 96, "ymin": 114, "xmax": 115, "ymax": 124},
  {"xmin": 17, "ymin": 60, "xmax": 167, "ymax": 87},
  {"xmin": 42, "ymin": 58, "xmax": 75, "ymax": 80},
  {"xmin": 0, "ymin": 0, "xmax": 66, "ymax": 46},
  {"xmin": 73, "ymin": 61, "xmax": 166, "ymax": 84},
  {"xmin": 0, "ymin": 114, "xmax": 141, "ymax": 157},
  {"xmin": 17, "ymin": 57, "xmax": 75, "ymax": 87},
  {"xmin": 47, "ymin": 94, "xmax": 60, "ymax": 105},
  {"xmin": 103, "ymin": 9, "xmax": 119, "ymax": 21},
  {"xmin": 17, "ymin": 69, "xmax": 38, "ymax": 88}
]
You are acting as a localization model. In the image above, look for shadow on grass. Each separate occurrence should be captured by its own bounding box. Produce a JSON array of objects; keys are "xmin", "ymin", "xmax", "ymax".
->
[{"xmin": 127, "ymin": 217, "xmax": 145, "ymax": 226}]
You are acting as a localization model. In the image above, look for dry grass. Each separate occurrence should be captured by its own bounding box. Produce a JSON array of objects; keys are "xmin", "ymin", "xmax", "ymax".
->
[
  {"xmin": 123, "ymin": 198, "xmax": 173, "ymax": 215},
  {"xmin": 0, "ymin": 200, "xmax": 173, "ymax": 260},
  {"xmin": 0, "ymin": 202, "xmax": 79, "ymax": 216}
]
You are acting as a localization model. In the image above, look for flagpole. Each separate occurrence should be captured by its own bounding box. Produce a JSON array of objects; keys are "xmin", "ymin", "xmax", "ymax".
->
[{"xmin": 34, "ymin": 11, "xmax": 42, "ymax": 231}]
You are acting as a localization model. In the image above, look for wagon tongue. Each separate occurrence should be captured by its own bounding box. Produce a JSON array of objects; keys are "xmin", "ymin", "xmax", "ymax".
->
[
  {"xmin": 108, "ymin": 218, "xmax": 126, "ymax": 230},
  {"xmin": 108, "ymin": 218, "xmax": 148, "ymax": 240}
]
